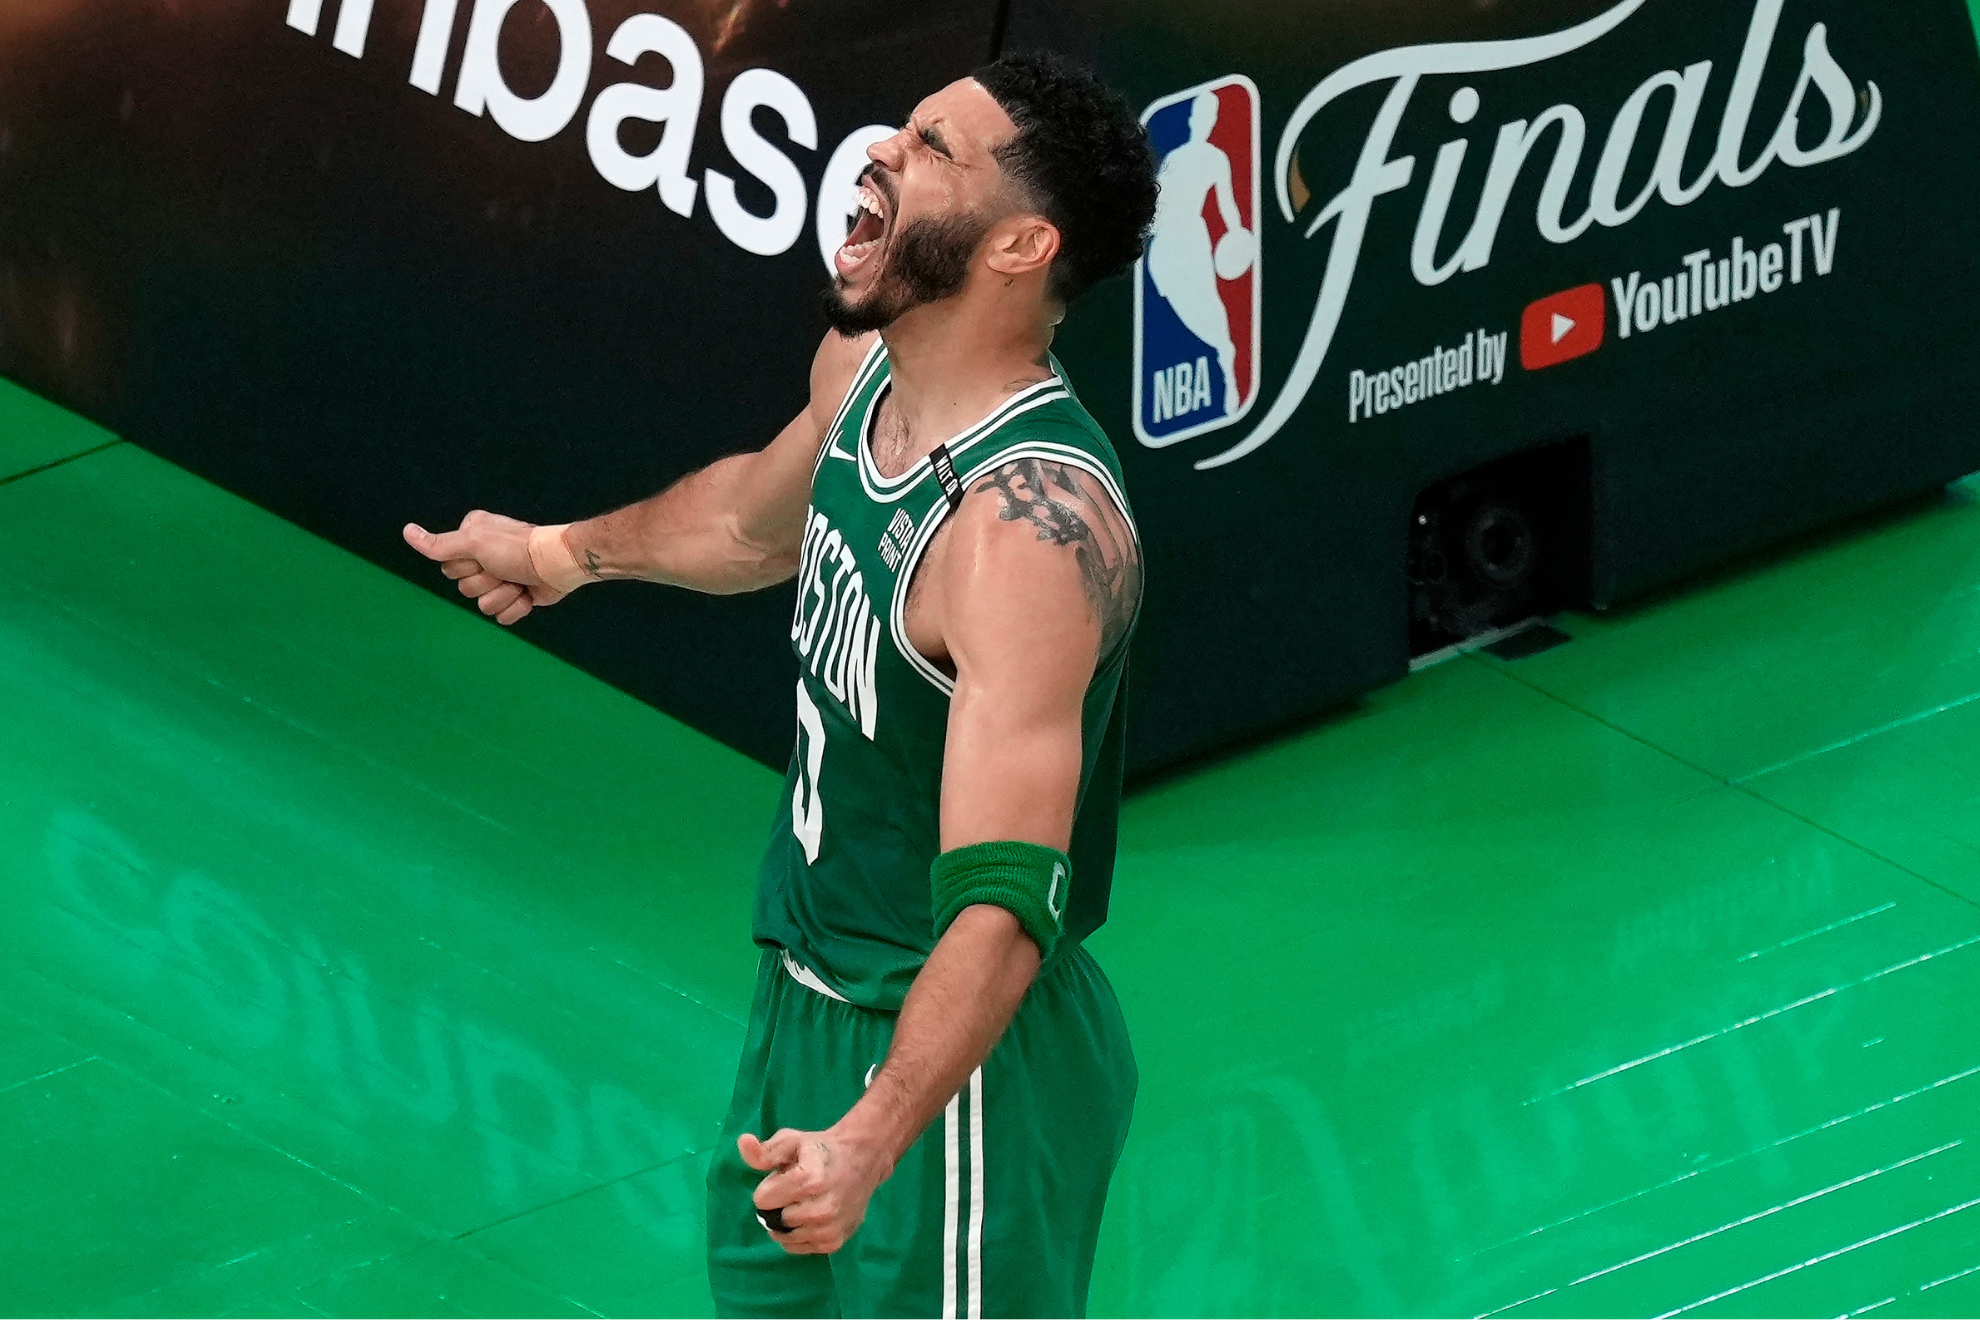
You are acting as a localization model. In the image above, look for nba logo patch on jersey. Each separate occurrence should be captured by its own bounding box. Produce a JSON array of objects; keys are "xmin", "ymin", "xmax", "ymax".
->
[{"xmin": 1133, "ymin": 75, "xmax": 1261, "ymax": 450}]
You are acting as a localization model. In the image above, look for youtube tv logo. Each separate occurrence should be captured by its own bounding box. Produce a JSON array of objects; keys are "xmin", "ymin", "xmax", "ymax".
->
[{"xmin": 1520, "ymin": 283, "xmax": 1606, "ymax": 371}]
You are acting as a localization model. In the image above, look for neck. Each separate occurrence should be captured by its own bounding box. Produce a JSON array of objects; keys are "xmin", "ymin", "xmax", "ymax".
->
[{"xmin": 877, "ymin": 280, "xmax": 1056, "ymax": 461}]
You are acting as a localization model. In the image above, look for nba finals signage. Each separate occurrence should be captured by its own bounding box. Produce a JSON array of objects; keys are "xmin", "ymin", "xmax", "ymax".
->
[{"xmin": 1132, "ymin": 0, "xmax": 1882, "ymax": 470}]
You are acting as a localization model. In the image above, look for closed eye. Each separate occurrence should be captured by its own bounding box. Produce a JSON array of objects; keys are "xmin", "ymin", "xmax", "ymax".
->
[{"xmin": 918, "ymin": 125, "xmax": 953, "ymax": 160}]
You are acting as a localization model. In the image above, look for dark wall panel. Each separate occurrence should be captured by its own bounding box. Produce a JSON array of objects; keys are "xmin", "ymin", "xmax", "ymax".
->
[{"xmin": 5, "ymin": 0, "xmax": 1980, "ymax": 774}]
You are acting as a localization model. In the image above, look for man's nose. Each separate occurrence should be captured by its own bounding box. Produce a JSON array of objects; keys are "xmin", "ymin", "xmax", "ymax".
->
[{"xmin": 868, "ymin": 129, "xmax": 909, "ymax": 170}]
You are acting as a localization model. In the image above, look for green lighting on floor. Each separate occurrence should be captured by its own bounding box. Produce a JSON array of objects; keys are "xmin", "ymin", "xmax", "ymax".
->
[{"xmin": 3, "ymin": 377, "xmax": 1978, "ymax": 1316}]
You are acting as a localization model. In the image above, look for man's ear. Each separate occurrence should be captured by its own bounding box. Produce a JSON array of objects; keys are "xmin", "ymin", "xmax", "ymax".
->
[{"xmin": 984, "ymin": 215, "xmax": 1060, "ymax": 279}]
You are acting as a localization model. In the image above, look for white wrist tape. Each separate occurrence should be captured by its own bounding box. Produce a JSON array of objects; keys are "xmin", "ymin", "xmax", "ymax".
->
[{"xmin": 526, "ymin": 523, "xmax": 591, "ymax": 593}]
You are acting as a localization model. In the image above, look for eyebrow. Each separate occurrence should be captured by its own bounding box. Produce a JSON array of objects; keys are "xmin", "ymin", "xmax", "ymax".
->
[{"xmin": 917, "ymin": 123, "xmax": 954, "ymax": 159}]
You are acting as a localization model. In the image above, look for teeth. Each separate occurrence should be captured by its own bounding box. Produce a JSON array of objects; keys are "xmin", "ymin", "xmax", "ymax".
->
[{"xmin": 839, "ymin": 184, "xmax": 885, "ymax": 261}]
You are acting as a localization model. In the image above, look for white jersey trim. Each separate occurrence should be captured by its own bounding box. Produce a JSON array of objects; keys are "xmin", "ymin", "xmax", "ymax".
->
[
  {"xmin": 778, "ymin": 948, "xmax": 851, "ymax": 1003},
  {"xmin": 855, "ymin": 376, "xmax": 1070, "ymax": 504},
  {"xmin": 812, "ymin": 338, "xmax": 890, "ymax": 482},
  {"xmin": 887, "ymin": 441, "xmax": 1138, "ymax": 697}
]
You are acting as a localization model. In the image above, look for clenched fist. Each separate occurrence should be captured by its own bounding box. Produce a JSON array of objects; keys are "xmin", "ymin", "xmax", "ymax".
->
[
  {"xmin": 740, "ymin": 1125, "xmax": 893, "ymax": 1256},
  {"xmin": 403, "ymin": 509, "xmax": 571, "ymax": 627}
]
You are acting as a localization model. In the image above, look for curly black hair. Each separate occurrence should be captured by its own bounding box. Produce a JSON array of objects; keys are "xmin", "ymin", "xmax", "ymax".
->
[{"xmin": 973, "ymin": 51, "xmax": 1159, "ymax": 306}]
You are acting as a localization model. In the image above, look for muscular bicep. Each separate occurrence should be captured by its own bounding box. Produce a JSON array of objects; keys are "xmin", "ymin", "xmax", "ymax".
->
[{"xmin": 935, "ymin": 457, "xmax": 1141, "ymax": 852}]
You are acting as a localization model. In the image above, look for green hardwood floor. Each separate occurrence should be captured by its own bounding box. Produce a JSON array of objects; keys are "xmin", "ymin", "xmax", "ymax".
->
[{"xmin": 3, "ymin": 374, "xmax": 1978, "ymax": 1317}]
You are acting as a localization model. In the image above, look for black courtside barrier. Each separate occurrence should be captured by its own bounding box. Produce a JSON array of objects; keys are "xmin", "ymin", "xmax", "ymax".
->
[{"xmin": 3, "ymin": 0, "xmax": 1977, "ymax": 773}]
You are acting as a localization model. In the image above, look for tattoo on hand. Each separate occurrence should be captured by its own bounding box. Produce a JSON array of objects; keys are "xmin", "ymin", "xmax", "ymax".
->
[
  {"xmin": 583, "ymin": 548, "xmax": 604, "ymax": 579},
  {"xmin": 972, "ymin": 458, "xmax": 1143, "ymax": 655}
]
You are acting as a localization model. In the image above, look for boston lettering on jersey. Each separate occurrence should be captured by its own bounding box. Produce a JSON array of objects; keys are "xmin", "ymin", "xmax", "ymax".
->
[
  {"xmin": 755, "ymin": 342, "xmax": 1138, "ymax": 1011},
  {"xmin": 789, "ymin": 508, "xmax": 882, "ymax": 741}
]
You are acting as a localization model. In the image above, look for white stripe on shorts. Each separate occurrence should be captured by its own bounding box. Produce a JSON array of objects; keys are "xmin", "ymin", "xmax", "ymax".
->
[
  {"xmin": 940, "ymin": 1069, "xmax": 986, "ymax": 1319},
  {"xmin": 943, "ymin": 1092, "xmax": 960, "ymax": 1319},
  {"xmin": 967, "ymin": 1066, "xmax": 984, "ymax": 1320}
]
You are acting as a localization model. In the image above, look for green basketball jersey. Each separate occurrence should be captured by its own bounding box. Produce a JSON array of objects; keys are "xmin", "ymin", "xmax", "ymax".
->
[{"xmin": 752, "ymin": 341, "xmax": 1140, "ymax": 1012}]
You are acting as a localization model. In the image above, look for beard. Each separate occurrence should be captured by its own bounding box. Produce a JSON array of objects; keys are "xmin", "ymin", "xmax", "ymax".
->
[{"xmin": 821, "ymin": 211, "xmax": 991, "ymax": 336}]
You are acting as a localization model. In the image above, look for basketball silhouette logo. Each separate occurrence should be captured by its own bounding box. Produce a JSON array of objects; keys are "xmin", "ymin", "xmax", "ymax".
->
[
  {"xmin": 1133, "ymin": 74, "xmax": 1261, "ymax": 449},
  {"xmin": 1213, "ymin": 228, "xmax": 1255, "ymax": 282}
]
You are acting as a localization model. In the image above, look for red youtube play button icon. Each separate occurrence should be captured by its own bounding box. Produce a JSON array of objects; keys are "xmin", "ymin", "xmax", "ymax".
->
[{"xmin": 1520, "ymin": 283, "xmax": 1606, "ymax": 370}]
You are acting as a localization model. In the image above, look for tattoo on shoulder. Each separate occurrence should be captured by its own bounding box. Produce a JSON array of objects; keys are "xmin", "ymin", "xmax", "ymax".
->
[{"xmin": 971, "ymin": 458, "xmax": 1143, "ymax": 655}]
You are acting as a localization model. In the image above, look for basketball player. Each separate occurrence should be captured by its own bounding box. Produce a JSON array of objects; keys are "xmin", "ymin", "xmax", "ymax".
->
[{"xmin": 403, "ymin": 51, "xmax": 1158, "ymax": 1318}]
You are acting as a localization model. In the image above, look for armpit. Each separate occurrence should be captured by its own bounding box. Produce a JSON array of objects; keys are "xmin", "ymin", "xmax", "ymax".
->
[{"xmin": 969, "ymin": 457, "xmax": 1143, "ymax": 658}]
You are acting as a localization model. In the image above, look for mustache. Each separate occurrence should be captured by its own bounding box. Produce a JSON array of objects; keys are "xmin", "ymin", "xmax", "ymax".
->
[{"xmin": 858, "ymin": 162, "xmax": 898, "ymax": 212}]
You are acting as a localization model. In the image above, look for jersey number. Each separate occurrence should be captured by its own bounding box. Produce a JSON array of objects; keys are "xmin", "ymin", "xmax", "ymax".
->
[{"xmin": 792, "ymin": 680, "xmax": 825, "ymax": 863}]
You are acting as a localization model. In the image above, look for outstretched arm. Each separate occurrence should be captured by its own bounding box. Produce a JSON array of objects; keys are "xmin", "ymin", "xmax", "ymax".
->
[
  {"xmin": 403, "ymin": 330, "xmax": 874, "ymax": 622},
  {"xmin": 742, "ymin": 456, "xmax": 1141, "ymax": 1254}
]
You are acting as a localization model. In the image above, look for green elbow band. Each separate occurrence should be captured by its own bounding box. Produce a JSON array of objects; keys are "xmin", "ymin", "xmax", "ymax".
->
[{"xmin": 930, "ymin": 841, "xmax": 1070, "ymax": 958}]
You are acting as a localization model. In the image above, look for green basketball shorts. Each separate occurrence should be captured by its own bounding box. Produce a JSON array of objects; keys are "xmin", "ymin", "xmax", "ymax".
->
[{"xmin": 705, "ymin": 944, "xmax": 1137, "ymax": 1318}]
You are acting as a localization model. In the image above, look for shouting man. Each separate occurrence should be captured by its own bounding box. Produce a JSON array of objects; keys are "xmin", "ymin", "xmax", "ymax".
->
[{"xmin": 405, "ymin": 51, "xmax": 1158, "ymax": 1318}]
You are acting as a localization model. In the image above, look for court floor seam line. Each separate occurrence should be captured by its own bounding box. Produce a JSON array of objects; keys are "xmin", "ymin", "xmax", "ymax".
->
[
  {"xmin": 80, "ymin": 1054, "xmax": 471, "ymax": 1315},
  {"xmin": 280, "ymin": 1237, "xmax": 609, "ymax": 1319},
  {"xmin": 1460, "ymin": 1059, "xmax": 1980, "ymax": 1263},
  {"xmin": 0, "ymin": 438, "xmax": 124, "ymax": 489},
  {"xmin": 1739, "ymin": 686, "xmax": 1980, "ymax": 781},
  {"xmin": 1654, "ymin": 1192, "xmax": 1980, "ymax": 1317},
  {"xmin": 1725, "ymin": 781, "xmax": 1980, "ymax": 912},
  {"xmin": 107, "ymin": 1051, "xmax": 401, "ymax": 1208},
  {"xmin": 1478, "ymin": 656, "xmax": 1980, "ymax": 914},
  {"xmin": 449, "ymin": 1143, "xmax": 712, "ymax": 1244},
  {"xmin": 25, "ymin": 944, "xmax": 690, "ymax": 1233},
  {"xmin": 13, "ymin": 562, "xmax": 781, "ymax": 998},
  {"xmin": 0, "ymin": 1054, "xmax": 98, "ymax": 1095},
  {"xmin": 20, "ymin": 963, "xmax": 454, "ymax": 1236}
]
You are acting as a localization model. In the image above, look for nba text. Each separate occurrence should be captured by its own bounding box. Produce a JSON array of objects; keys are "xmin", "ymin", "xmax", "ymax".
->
[
  {"xmin": 1612, "ymin": 208, "xmax": 1841, "ymax": 339},
  {"xmin": 1347, "ymin": 330, "xmax": 1507, "ymax": 424},
  {"xmin": 1149, "ymin": 358, "xmax": 1219, "ymax": 425}
]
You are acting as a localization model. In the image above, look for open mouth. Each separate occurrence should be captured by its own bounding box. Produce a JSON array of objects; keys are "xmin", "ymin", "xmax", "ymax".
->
[{"xmin": 836, "ymin": 175, "xmax": 890, "ymax": 276}]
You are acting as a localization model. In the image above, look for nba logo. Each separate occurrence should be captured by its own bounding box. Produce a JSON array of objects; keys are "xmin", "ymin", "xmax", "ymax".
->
[{"xmin": 1133, "ymin": 75, "xmax": 1261, "ymax": 449}]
